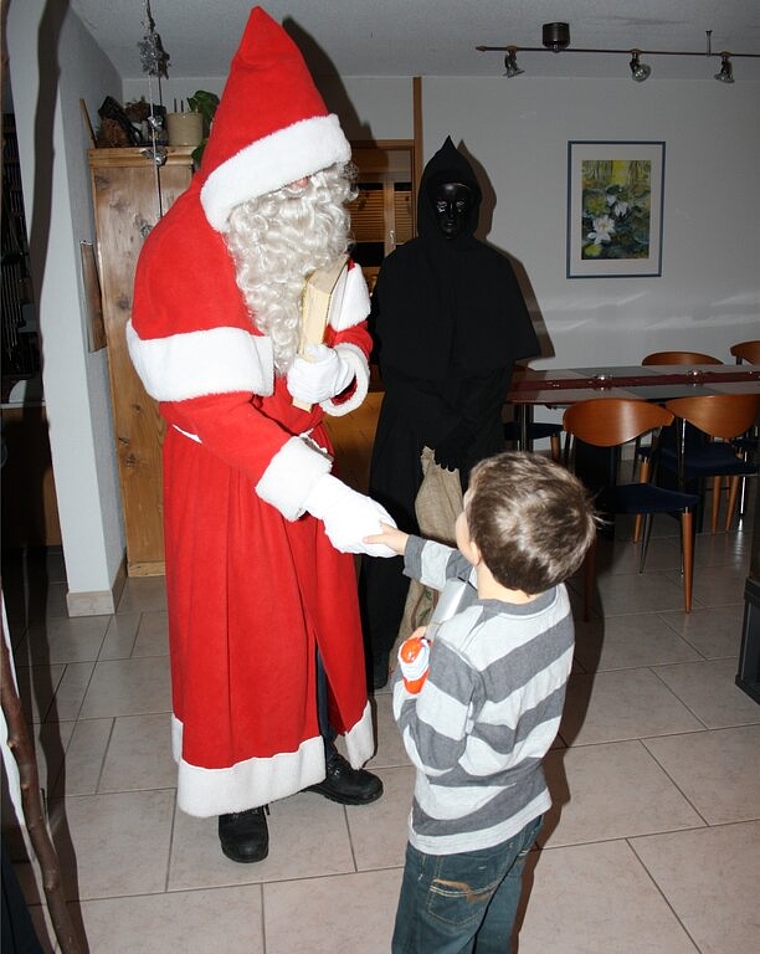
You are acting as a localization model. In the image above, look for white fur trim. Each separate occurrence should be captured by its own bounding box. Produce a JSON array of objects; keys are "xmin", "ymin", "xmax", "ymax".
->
[
  {"xmin": 173, "ymin": 425, "xmax": 202, "ymax": 443},
  {"xmin": 321, "ymin": 343, "xmax": 370, "ymax": 417},
  {"xmin": 126, "ymin": 320, "xmax": 274, "ymax": 402},
  {"xmin": 255, "ymin": 435, "xmax": 332, "ymax": 520},
  {"xmin": 172, "ymin": 714, "xmax": 325, "ymax": 817},
  {"xmin": 327, "ymin": 264, "xmax": 371, "ymax": 332},
  {"xmin": 342, "ymin": 701, "xmax": 377, "ymax": 768},
  {"xmin": 201, "ymin": 114, "xmax": 351, "ymax": 231}
]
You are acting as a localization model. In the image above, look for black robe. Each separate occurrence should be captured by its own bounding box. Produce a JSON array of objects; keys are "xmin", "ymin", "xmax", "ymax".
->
[{"xmin": 361, "ymin": 137, "xmax": 540, "ymax": 677}]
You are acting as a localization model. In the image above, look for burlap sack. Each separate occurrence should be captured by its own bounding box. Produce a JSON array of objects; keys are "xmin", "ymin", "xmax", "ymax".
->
[{"xmin": 390, "ymin": 446, "xmax": 463, "ymax": 665}]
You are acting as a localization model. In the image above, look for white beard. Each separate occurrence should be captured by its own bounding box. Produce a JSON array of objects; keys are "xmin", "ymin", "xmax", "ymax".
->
[{"xmin": 223, "ymin": 165, "xmax": 355, "ymax": 374}]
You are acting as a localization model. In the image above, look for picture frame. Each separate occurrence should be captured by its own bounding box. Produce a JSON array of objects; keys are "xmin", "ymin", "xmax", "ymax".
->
[{"xmin": 566, "ymin": 140, "xmax": 665, "ymax": 278}]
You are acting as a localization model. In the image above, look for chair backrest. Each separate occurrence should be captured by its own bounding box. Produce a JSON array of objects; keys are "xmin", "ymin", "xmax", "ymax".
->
[
  {"xmin": 729, "ymin": 340, "xmax": 760, "ymax": 365},
  {"xmin": 642, "ymin": 351, "xmax": 723, "ymax": 366},
  {"xmin": 563, "ymin": 398, "xmax": 674, "ymax": 447},
  {"xmin": 664, "ymin": 394, "xmax": 760, "ymax": 441}
]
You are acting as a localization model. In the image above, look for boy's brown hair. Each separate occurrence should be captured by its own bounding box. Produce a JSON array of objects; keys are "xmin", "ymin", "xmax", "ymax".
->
[{"xmin": 466, "ymin": 451, "xmax": 597, "ymax": 595}]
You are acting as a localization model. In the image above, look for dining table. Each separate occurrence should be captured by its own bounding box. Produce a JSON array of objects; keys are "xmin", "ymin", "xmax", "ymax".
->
[
  {"xmin": 506, "ymin": 362, "xmax": 759, "ymax": 535},
  {"xmin": 506, "ymin": 363, "xmax": 760, "ymax": 451}
]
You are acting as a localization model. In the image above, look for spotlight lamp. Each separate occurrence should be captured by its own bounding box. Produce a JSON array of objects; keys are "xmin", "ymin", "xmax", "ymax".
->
[
  {"xmin": 542, "ymin": 22, "xmax": 570, "ymax": 53},
  {"xmin": 475, "ymin": 25, "xmax": 759, "ymax": 82},
  {"xmin": 503, "ymin": 47, "xmax": 524, "ymax": 78},
  {"xmin": 629, "ymin": 50, "xmax": 651, "ymax": 82},
  {"xmin": 714, "ymin": 52, "xmax": 735, "ymax": 83}
]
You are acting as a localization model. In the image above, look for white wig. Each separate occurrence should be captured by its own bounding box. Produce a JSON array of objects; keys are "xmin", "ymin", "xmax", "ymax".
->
[{"xmin": 224, "ymin": 163, "xmax": 357, "ymax": 373}]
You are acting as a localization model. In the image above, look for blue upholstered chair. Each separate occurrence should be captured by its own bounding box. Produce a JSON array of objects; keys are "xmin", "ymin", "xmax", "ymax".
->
[
  {"xmin": 661, "ymin": 394, "xmax": 760, "ymax": 534},
  {"xmin": 563, "ymin": 398, "xmax": 700, "ymax": 620}
]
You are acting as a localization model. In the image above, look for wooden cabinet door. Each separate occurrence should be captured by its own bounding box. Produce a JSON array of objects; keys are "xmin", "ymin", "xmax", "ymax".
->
[
  {"xmin": 349, "ymin": 141, "xmax": 415, "ymax": 294},
  {"xmin": 89, "ymin": 147, "xmax": 194, "ymax": 575}
]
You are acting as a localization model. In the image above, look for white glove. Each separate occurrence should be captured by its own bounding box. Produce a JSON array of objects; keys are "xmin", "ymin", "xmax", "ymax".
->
[
  {"xmin": 304, "ymin": 474, "xmax": 397, "ymax": 557},
  {"xmin": 287, "ymin": 344, "xmax": 354, "ymax": 404}
]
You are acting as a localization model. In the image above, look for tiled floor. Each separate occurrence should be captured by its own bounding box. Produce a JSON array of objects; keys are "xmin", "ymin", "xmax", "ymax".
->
[{"xmin": 2, "ymin": 392, "xmax": 759, "ymax": 953}]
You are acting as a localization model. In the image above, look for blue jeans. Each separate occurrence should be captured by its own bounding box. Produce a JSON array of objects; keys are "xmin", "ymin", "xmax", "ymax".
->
[{"xmin": 391, "ymin": 815, "xmax": 543, "ymax": 954}]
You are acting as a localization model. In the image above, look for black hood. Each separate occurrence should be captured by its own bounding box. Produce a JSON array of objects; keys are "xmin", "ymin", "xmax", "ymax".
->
[
  {"xmin": 370, "ymin": 135, "xmax": 539, "ymax": 382},
  {"xmin": 417, "ymin": 137, "xmax": 483, "ymax": 243}
]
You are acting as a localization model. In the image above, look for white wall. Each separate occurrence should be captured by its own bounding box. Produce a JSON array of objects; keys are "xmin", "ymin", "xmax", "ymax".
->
[
  {"xmin": 420, "ymin": 76, "xmax": 760, "ymax": 367},
  {"xmin": 7, "ymin": 2, "xmax": 126, "ymax": 614},
  {"xmin": 319, "ymin": 76, "xmax": 415, "ymax": 141}
]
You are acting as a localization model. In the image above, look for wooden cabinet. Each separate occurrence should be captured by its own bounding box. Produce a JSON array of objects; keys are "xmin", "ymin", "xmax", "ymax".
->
[{"xmin": 88, "ymin": 147, "xmax": 194, "ymax": 576}]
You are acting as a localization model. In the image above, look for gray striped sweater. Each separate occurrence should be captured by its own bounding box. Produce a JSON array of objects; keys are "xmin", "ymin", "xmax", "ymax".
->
[{"xmin": 392, "ymin": 535, "xmax": 574, "ymax": 855}]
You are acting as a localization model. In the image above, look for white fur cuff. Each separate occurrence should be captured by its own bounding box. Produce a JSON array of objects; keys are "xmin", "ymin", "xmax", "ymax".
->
[
  {"xmin": 321, "ymin": 343, "xmax": 370, "ymax": 417},
  {"xmin": 255, "ymin": 436, "xmax": 332, "ymax": 520}
]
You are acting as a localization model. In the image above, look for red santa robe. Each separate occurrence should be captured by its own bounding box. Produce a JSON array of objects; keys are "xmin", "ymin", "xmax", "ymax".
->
[{"xmin": 127, "ymin": 6, "xmax": 375, "ymax": 817}]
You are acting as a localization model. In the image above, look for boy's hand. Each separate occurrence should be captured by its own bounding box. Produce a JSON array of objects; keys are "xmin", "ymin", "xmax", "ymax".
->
[
  {"xmin": 398, "ymin": 630, "xmax": 431, "ymax": 693},
  {"xmin": 363, "ymin": 522, "xmax": 409, "ymax": 556}
]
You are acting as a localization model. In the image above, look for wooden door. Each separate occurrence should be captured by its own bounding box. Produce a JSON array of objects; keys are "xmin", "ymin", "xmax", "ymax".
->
[{"xmin": 88, "ymin": 147, "xmax": 194, "ymax": 575}]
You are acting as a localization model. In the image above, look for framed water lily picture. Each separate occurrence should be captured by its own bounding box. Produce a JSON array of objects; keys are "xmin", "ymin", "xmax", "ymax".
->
[{"xmin": 566, "ymin": 140, "xmax": 665, "ymax": 278}]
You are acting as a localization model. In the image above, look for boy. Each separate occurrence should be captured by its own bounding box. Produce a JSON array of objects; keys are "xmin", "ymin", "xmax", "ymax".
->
[{"xmin": 365, "ymin": 451, "xmax": 597, "ymax": 953}]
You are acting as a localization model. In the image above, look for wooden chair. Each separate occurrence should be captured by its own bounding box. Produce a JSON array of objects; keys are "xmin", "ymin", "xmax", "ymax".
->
[
  {"xmin": 632, "ymin": 349, "xmax": 722, "ymax": 538},
  {"xmin": 728, "ymin": 340, "xmax": 760, "ymax": 511},
  {"xmin": 504, "ymin": 420, "xmax": 562, "ymax": 461},
  {"xmin": 661, "ymin": 394, "xmax": 760, "ymax": 533},
  {"xmin": 563, "ymin": 398, "xmax": 699, "ymax": 620},
  {"xmin": 730, "ymin": 340, "xmax": 760, "ymax": 365},
  {"xmin": 642, "ymin": 351, "xmax": 723, "ymax": 366}
]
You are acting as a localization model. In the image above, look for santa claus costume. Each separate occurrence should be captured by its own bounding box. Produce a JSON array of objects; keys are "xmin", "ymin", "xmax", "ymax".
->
[{"xmin": 128, "ymin": 7, "xmax": 382, "ymax": 826}]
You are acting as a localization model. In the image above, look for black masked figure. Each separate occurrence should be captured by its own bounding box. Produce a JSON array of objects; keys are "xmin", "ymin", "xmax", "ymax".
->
[{"xmin": 361, "ymin": 137, "xmax": 539, "ymax": 688}]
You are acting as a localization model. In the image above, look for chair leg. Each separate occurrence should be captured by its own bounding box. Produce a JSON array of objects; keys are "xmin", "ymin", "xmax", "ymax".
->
[
  {"xmin": 724, "ymin": 475, "xmax": 741, "ymax": 531},
  {"xmin": 681, "ymin": 510, "xmax": 694, "ymax": 613},
  {"xmin": 638, "ymin": 513, "xmax": 654, "ymax": 574},
  {"xmin": 735, "ymin": 432, "xmax": 755, "ymax": 518},
  {"xmin": 710, "ymin": 476, "xmax": 722, "ymax": 534},
  {"xmin": 550, "ymin": 433, "xmax": 561, "ymax": 463},
  {"xmin": 583, "ymin": 535, "xmax": 596, "ymax": 622},
  {"xmin": 632, "ymin": 438, "xmax": 642, "ymax": 479},
  {"xmin": 632, "ymin": 459, "xmax": 652, "ymax": 543},
  {"xmin": 738, "ymin": 475, "xmax": 747, "ymax": 518}
]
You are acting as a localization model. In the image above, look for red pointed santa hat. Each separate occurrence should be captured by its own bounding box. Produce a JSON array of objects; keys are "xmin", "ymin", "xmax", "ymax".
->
[{"xmin": 200, "ymin": 6, "xmax": 351, "ymax": 231}]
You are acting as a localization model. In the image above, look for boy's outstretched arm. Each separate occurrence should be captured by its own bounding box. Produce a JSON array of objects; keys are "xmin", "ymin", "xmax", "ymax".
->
[{"xmin": 363, "ymin": 522, "xmax": 409, "ymax": 557}]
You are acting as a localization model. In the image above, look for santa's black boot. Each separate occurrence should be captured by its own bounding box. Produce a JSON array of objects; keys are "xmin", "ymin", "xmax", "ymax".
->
[
  {"xmin": 305, "ymin": 753, "xmax": 383, "ymax": 805},
  {"xmin": 218, "ymin": 805, "xmax": 269, "ymax": 863}
]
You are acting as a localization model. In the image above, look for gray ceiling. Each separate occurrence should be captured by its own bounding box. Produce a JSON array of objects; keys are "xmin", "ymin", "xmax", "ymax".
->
[{"xmin": 69, "ymin": 0, "xmax": 760, "ymax": 82}]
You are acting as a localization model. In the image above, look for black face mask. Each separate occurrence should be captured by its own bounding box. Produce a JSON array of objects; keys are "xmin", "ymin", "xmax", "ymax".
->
[{"xmin": 429, "ymin": 181, "xmax": 474, "ymax": 240}]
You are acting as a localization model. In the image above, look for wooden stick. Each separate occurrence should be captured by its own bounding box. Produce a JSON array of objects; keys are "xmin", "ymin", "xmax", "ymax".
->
[{"xmin": 1, "ymin": 606, "xmax": 85, "ymax": 953}]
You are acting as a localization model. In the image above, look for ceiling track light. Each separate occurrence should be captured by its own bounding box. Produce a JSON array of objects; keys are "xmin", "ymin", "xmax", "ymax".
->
[
  {"xmin": 503, "ymin": 47, "xmax": 524, "ymax": 78},
  {"xmin": 714, "ymin": 52, "xmax": 735, "ymax": 83},
  {"xmin": 476, "ymin": 24, "xmax": 760, "ymax": 82},
  {"xmin": 629, "ymin": 49, "xmax": 651, "ymax": 82},
  {"xmin": 542, "ymin": 22, "xmax": 570, "ymax": 53}
]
